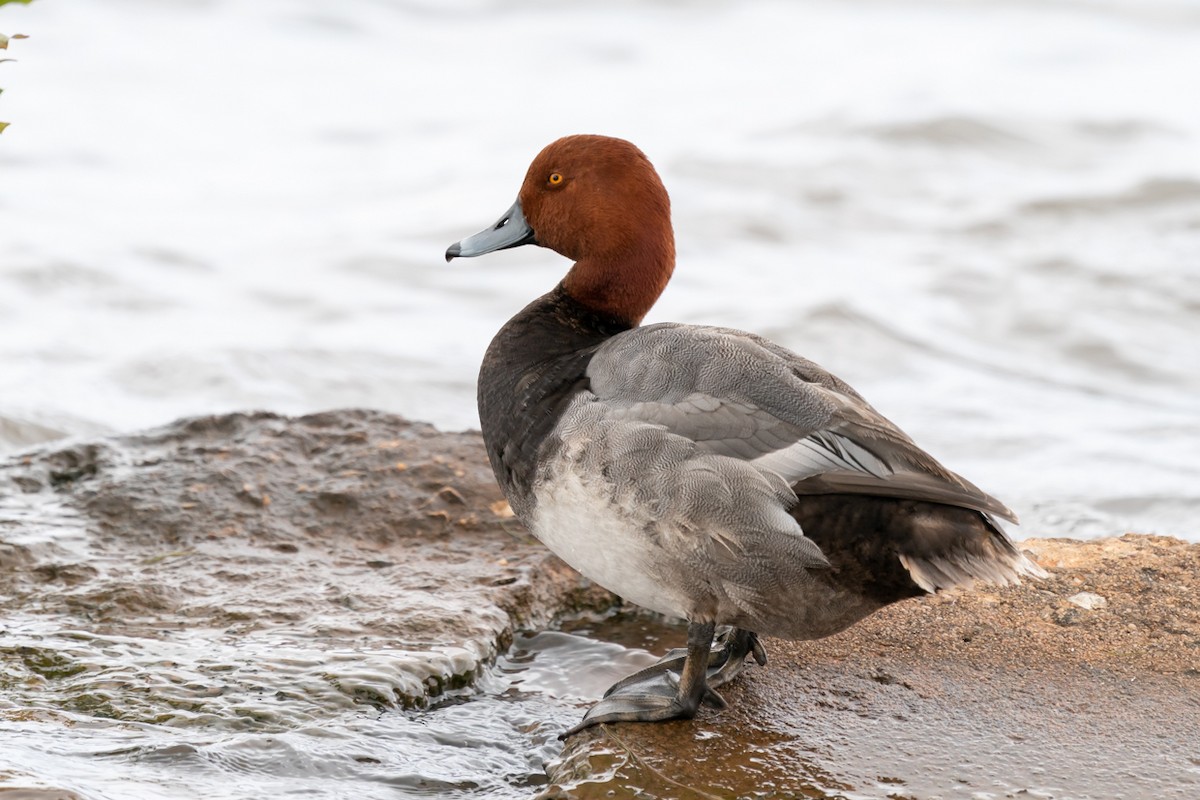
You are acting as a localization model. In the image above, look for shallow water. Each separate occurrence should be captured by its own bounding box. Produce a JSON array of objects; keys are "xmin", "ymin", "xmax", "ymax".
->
[{"xmin": 0, "ymin": 614, "xmax": 678, "ymax": 799}]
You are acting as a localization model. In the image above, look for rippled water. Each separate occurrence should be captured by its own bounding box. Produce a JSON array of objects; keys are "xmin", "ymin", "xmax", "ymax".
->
[
  {"xmin": 0, "ymin": 613, "xmax": 676, "ymax": 799},
  {"xmin": 1, "ymin": 2, "xmax": 1198, "ymax": 794},
  {"xmin": 2, "ymin": 0, "xmax": 1198, "ymax": 539}
]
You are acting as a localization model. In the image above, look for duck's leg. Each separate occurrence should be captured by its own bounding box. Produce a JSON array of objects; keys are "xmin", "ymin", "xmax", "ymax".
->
[
  {"xmin": 601, "ymin": 626, "xmax": 766, "ymax": 698},
  {"xmin": 561, "ymin": 621, "xmax": 719, "ymax": 738}
]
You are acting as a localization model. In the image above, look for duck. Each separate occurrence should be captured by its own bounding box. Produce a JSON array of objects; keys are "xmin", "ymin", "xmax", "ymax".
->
[{"xmin": 445, "ymin": 134, "xmax": 1044, "ymax": 736}]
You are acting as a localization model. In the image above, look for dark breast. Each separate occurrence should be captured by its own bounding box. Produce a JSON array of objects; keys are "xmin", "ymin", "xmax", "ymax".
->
[{"xmin": 477, "ymin": 285, "xmax": 632, "ymax": 517}]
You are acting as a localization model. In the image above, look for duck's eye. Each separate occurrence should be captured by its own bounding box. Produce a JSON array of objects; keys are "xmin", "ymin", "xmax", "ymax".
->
[{"xmin": 548, "ymin": 173, "xmax": 564, "ymax": 186}]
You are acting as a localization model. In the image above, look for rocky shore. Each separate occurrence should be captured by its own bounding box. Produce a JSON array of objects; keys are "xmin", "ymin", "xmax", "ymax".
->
[{"xmin": 1, "ymin": 412, "xmax": 1196, "ymax": 799}]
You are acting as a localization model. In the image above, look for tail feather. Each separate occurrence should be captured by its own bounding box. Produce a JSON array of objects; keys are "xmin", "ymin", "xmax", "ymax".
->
[
  {"xmin": 899, "ymin": 544, "xmax": 1046, "ymax": 593},
  {"xmin": 790, "ymin": 494, "xmax": 1046, "ymax": 602},
  {"xmin": 896, "ymin": 511, "xmax": 1047, "ymax": 593}
]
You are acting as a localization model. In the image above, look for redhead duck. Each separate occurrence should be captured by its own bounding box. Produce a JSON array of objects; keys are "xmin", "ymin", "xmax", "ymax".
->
[{"xmin": 446, "ymin": 135, "xmax": 1044, "ymax": 736}]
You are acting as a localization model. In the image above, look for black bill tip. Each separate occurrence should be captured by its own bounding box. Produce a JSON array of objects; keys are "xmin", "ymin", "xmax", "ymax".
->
[{"xmin": 444, "ymin": 198, "xmax": 535, "ymax": 262}]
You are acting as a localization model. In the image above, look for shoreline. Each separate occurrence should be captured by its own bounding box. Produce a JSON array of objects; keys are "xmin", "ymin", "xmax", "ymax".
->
[
  {"xmin": 2, "ymin": 411, "xmax": 1196, "ymax": 799},
  {"xmin": 551, "ymin": 533, "xmax": 1199, "ymax": 798}
]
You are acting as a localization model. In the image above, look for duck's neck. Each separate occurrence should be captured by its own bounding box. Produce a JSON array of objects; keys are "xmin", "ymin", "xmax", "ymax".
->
[
  {"xmin": 477, "ymin": 286, "xmax": 633, "ymax": 516},
  {"xmin": 561, "ymin": 232, "xmax": 675, "ymax": 327}
]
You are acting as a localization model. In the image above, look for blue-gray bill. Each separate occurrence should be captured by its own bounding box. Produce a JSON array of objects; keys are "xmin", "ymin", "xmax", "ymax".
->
[{"xmin": 445, "ymin": 199, "xmax": 536, "ymax": 261}]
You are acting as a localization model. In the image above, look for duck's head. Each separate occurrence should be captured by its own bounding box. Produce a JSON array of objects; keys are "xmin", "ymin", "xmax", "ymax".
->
[{"xmin": 446, "ymin": 135, "xmax": 675, "ymax": 326}]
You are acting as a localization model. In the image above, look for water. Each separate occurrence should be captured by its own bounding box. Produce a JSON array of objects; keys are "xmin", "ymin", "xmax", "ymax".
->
[
  {"xmin": 1, "ymin": 2, "xmax": 1198, "ymax": 794},
  {"xmin": 1, "ymin": 0, "xmax": 1198, "ymax": 539},
  {"xmin": 0, "ymin": 616, "xmax": 670, "ymax": 799}
]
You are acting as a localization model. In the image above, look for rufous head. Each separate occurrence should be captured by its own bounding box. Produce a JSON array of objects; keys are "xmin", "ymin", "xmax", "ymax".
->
[{"xmin": 446, "ymin": 135, "xmax": 675, "ymax": 326}]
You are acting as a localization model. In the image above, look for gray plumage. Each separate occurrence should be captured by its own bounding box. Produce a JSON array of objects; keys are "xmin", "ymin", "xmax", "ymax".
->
[
  {"xmin": 523, "ymin": 321, "xmax": 1042, "ymax": 640},
  {"xmin": 587, "ymin": 323, "xmax": 1018, "ymax": 521}
]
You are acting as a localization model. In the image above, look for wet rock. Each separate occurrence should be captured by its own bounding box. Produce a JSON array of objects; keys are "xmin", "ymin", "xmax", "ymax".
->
[
  {"xmin": 0, "ymin": 789, "xmax": 88, "ymax": 800},
  {"xmin": 0, "ymin": 410, "xmax": 615, "ymax": 726}
]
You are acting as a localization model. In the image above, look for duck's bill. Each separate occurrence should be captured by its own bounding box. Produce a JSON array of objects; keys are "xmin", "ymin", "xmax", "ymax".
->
[{"xmin": 445, "ymin": 199, "xmax": 537, "ymax": 261}]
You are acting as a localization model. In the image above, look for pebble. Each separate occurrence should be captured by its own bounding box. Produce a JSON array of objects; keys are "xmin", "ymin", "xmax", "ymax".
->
[{"xmin": 1068, "ymin": 592, "xmax": 1108, "ymax": 611}]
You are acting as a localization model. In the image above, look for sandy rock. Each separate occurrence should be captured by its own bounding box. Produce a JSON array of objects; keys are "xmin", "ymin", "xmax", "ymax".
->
[
  {"xmin": 549, "ymin": 534, "xmax": 1200, "ymax": 799},
  {"xmin": 1068, "ymin": 590, "xmax": 1108, "ymax": 610}
]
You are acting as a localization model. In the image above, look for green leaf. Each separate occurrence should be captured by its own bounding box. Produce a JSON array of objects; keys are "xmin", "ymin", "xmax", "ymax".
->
[
  {"xmin": 0, "ymin": 122, "xmax": 9, "ymax": 134},
  {"xmin": 0, "ymin": 1, "xmax": 36, "ymax": 7}
]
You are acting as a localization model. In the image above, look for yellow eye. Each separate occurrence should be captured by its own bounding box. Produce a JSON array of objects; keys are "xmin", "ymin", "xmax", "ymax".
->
[{"xmin": 548, "ymin": 172, "xmax": 564, "ymax": 186}]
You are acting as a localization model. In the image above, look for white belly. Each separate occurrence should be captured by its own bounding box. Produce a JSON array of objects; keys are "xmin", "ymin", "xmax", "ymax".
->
[{"xmin": 529, "ymin": 466, "xmax": 692, "ymax": 620}]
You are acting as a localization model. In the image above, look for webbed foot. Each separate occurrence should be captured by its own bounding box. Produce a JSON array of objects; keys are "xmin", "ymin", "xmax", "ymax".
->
[
  {"xmin": 601, "ymin": 625, "xmax": 766, "ymax": 699},
  {"xmin": 707, "ymin": 627, "xmax": 767, "ymax": 689},
  {"xmin": 563, "ymin": 622, "xmax": 765, "ymax": 738},
  {"xmin": 560, "ymin": 667, "xmax": 723, "ymax": 738}
]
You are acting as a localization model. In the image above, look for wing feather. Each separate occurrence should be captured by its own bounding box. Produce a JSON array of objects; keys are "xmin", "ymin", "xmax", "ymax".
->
[{"xmin": 586, "ymin": 323, "xmax": 1017, "ymax": 523}]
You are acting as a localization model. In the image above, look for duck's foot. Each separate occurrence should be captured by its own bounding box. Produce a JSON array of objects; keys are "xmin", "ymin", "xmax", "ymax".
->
[
  {"xmin": 708, "ymin": 627, "xmax": 767, "ymax": 689},
  {"xmin": 563, "ymin": 621, "xmax": 755, "ymax": 738},
  {"xmin": 602, "ymin": 625, "xmax": 766, "ymax": 700}
]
